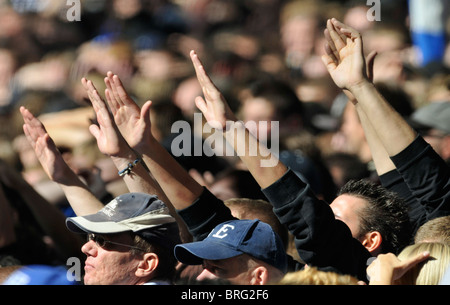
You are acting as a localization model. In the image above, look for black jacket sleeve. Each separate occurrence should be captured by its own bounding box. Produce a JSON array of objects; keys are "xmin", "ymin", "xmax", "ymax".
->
[
  {"xmin": 390, "ymin": 136, "xmax": 450, "ymax": 230},
  {"xmin": 262, "ymin": 169, "xmax": 371, "ymax": 281},
  {"xmin": 379, "ymin": 169, "xmax": 425, "ymax": 234},
  {"xmin": 176, "ymin": 187, "xmax": 237, "ymax": 241}
]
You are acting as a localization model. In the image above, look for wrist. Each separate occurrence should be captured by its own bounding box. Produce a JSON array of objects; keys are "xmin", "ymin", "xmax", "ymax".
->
[
  {"xmin": 133, "ymin": 135, "xmax": 157, "ymax": 155},
  {"xmin": 347, "ymin": 79, "xmax": 374, "ymax": 95},
  {"xmin": 117, "ymin": 157, "xmax": 143, "ymax": 177},
  {"xmin": 111, "ymin": 153, "xmax": 139, "ymax": 170},
  {"xmin": 223, "ymin": 120, "xmax": 247, "ymax": 143}
]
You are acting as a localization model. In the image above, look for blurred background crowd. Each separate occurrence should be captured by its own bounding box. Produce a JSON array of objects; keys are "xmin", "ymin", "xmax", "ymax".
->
[{"xmin": 0, "ymin": 0, "xmax": 449, "ymax": 267}]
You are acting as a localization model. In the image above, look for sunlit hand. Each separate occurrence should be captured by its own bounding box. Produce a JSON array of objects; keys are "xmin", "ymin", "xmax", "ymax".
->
[
  {"xmin": 104, "ymin": 71, "xmax": 154, "ymax": 149},
  {"xmin": 20, "ymin": 106, "xmax": 73, "ymax": 184},
  {"xmin": 367, "ymin": 251, "xmax": 430, "ymax": 285},
  {"xmin": 343, "ymin": 50, "xmax": 377, "ymax": 104},
  {"xmin": 322, "ymin": 18, "xmax": 368, "ymax": 92},
  {"xmin": 190, "ymin": 50, "xmax": 237, "ymax": 130},
  {"xmin": 81, "ymin": 77, "xmax": 130, "ymax": 157}
]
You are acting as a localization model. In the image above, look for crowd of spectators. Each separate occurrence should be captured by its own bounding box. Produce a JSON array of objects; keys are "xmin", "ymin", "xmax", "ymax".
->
[{"xmin": 0, "ymin": 0, "xmax": 449, "ymax": 287}]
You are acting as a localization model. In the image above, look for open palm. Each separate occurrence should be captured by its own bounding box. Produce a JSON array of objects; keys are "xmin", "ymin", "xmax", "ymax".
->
[
  {"xmin": 104, "ymin": 72, "xmax": 153, "ymax": 149},
  {"xmin": 82, "ymin": 77, "xmax": 129, "ymax": 157},
  {"xmin": 190, "ymin": 50, "xmax": 237, "ymax": 130},
  {"xmin": 20, "ymin": 106, "xmax": 73, "ymax": 184}
]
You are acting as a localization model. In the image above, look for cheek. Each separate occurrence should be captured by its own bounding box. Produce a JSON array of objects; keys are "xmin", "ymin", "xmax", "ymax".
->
[{"xmin": 85, "ymin": 253, "xmax": 138, "ymax": 285}]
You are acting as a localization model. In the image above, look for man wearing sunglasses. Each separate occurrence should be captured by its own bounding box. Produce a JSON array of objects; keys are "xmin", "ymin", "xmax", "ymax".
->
[{"xmin": 66, "ymin": 192, "xmax": 181, "ymax": 285}]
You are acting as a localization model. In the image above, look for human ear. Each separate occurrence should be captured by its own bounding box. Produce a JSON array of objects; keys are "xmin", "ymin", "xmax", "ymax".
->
[
  {"xmin": 360, "ymin": 231, "xmax": 383, "ymax": 255},
  {"xmin": 250, "ymin": 266, "xmax": 269, "ymax": 285},
  {"xmin": 136, "ymin": 253, "xmax": 159, "ymax": 278}
]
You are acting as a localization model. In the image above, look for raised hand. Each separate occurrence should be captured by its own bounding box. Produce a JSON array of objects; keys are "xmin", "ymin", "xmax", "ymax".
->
[
  {"xmin": 190, "ymin": 50, "xmax": 237, "ymax": 130},
  {"xmin": 104, "ymin": 71, "xmax": 154, "ymax": 149},
  {"xmin": 20, "ymin": 106, "xmax": 106, "ymax": 216},
  {"xmin": 343, "ymin": 50, "xmax": 377, "ymax": 104},
  {"xmin": 81, "ymin": 77, "xmax": 130, "ymax": 157},
  {"xmin": 20, "ymin": 106, "xmax": 74, "ymax": 184},
  {"xmin": 322, "ymin": 18, "xmax": 368, "ymax": 91}
]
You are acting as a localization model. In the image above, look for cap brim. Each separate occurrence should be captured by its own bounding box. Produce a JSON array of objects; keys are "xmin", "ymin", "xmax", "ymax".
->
[
  {"xmin": 174, "ymin": 240, "xmax": 243, "ymax": 265},
  {"xmin": 66, "ymin": 209, "xmax": 176, "ymax": 235},
  {"xmin": 66, "ymin": 216, "xmax": 130, "ymax": 234}
]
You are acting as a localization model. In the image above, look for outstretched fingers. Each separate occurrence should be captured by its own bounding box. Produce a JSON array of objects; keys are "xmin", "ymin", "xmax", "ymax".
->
[
  {"xmin": 83, "ymin": 78, "xmax": 116, "ymax": 123},
  {"xmin": 401, "ymin": 251, "xmax": 430, "ymax": 272},
  {"xmin": 19, "ymin": 107, "xmax": 62, "ymax": 180},
  {"xmin": 104, "ymin": 73, "xmax": 121, "ymax": 113},
  {"xmin": 20, "ymin": 107, "xmax": 47, "ymax": 144},
  {"xmin": 105, "ymin": 72, "xmax": 139, "ymax": 110},
  {"xmin": 82, "ymin": 78, "xmax": 106, "ymax": 114},
  {"xmin": 331, "ymin": 18, "xmax": 359, "ymax": 37},
  {"xmin": 105, "ymin": 72, "xmax": 123, "ymax": 108},
  {"xmin": 190, "ymin": 50, "xmax": 222, "ymax": 102},
  {"xmin": 326, "ymin": 19, "xmax": 346, "ymax": 57},
  {"xmin": 321, "ymin": 43, "xmax": 338, "ymax": 72},
  {"xmin": 20, "ymin": 106, "xmax": 36, "ymax": 127},
  {"xmin": 190, "ymin": 50, "xmax": 210, "ymax": 87},
  {"xmin": 330, "ymin": 18, "xmax": 363, "ymax": 52}
]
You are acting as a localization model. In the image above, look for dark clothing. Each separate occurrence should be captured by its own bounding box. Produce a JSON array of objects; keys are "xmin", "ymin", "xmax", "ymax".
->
[
  {"xmin": 175, "ymin": 136, "xmax": 448, "ymax": 283},
  {"xmin": 176, "ymin": 187, "xmax": 302, "ymax": 273},
  {"xmin": 379, "ymin": 136, "xmax": 450, "ymax": 234},
  {"xmin": 177, "ymin": 178, "xmax": 370, "ymax": 282},
  {"xmin": 177, "ymin": 188, "xmax": 237, "ymax": 242},
  {"xmin": 262, "ymin": 169, "xmax": 371, "ymax": 282}
]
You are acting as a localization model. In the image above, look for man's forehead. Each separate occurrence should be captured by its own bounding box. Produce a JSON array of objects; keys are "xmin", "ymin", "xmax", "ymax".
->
[{"xmin": 330, "ymin": 194, "xmax": 368, "ymax": 213}]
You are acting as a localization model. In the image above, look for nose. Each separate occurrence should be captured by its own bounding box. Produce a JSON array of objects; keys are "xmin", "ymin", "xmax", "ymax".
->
[
  {"xmin": 81, "ymin": 239, "xmax": 97, "ymax": 256},
  {"xmin": 196, "ymin": 268, "xmax": 219, "ymax": 282}
]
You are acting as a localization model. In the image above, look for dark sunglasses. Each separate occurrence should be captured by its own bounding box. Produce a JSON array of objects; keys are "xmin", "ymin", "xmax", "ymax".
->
[{"xmin": 87, "ymin": 233, "xmax": 145, "ymax": 252}]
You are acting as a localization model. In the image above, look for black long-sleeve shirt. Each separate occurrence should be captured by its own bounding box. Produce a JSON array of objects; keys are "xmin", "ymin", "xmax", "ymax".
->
[
  {"xmin": 261, "ymin": 169, "xmax": 371, "ymax": 281},
  {"xmin": 177, "ymin": 175, "xmax": 371, "ymax": 282},
  {"xmin": 379, "ymin": 136, "xmax": 450, "ymax": 234}
]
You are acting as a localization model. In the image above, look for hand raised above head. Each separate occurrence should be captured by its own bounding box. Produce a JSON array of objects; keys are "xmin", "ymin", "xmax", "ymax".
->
[
  {"xmin": 190, "ymin": 50, "xmax": 237, "ymax": 130},
  {"xmin": 81, "ymin": 77, "xmax": 129, "ymax": 157},
  {"xmin": 103, "ymin": 71, "xmax": 154, "ymax": 149},
  {"xmin": 20, "ymin": 106, "xmax": 72, "ymax": 184},
  {"xmin": 321, "ymin": 18, "xmax": 368, "ymax": 92}
]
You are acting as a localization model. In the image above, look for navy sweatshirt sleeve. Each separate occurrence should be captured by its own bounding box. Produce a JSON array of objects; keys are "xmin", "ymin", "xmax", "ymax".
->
[
  {"xmin": 262, "ymin": 169, "xmax": 371, "ymax": 281},
  {"xmin": 176, "ymin": 187, "xmax": 237, "ymax": 241},
  {"xmin": 379, "ymin": 169, "xmax": 425, "ymax": 234},
  {"xmin": 390, "ymin": 136, "xmax": 450, "ymax": 230}
]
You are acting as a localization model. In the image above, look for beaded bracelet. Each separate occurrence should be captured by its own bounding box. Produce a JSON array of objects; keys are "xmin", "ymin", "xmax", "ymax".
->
[{"xmin": 118, "ymin": 157, "xmax": 142, "ymax": 177}]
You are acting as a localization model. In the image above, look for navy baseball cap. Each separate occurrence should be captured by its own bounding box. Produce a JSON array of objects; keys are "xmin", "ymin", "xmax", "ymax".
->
[
  {"xmin": 174, "ymin": 219, "xmax": 288, "ymax": 273},
  {"xmin": 66, "ymin": 193, "xmax": 180, "ymax": 250}
]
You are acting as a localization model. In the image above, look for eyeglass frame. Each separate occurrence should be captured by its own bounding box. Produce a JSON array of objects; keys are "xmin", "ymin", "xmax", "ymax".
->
[{"xmin": 87, "ymin": 233, "xmax": 146, "ymax": 252}]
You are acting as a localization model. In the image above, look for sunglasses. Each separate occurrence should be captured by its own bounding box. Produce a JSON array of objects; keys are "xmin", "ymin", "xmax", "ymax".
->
[{"xmin": 87, "ymin": 233, "xmax": 145, "ymax": 252}]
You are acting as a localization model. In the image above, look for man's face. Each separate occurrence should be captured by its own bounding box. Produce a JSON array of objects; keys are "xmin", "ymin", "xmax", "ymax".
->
[
  {"xmin": 241, "ymin": 97, "xmax": 277, "ymax": 142},
  {"xmin": 81, "ymin": 233, "xmax": 142, "ymax": 285},
  {"xmin": 195, "ymin": 255, "xmax": 256, "ymax": 285},
  {"xmin": 329, "ymin": 194, "xmax": 367, "ymax": 239}
]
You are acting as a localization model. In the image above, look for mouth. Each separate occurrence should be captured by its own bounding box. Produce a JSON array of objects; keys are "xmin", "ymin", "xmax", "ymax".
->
[
  {"xmin": 84, "ymin": 260, "xmax": 95, "ymax": 271},
  {"xmin": 85, "ymin": 263, "xmax": 94, "ymax": 268}
]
